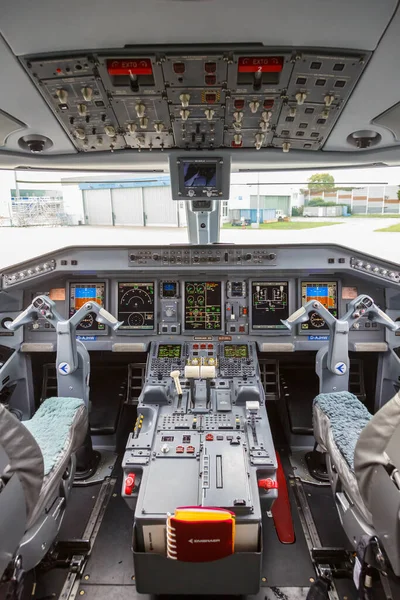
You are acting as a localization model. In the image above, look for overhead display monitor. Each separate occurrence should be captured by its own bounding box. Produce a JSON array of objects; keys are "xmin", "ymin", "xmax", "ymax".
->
[
  {"xmin": 184, "ymin": 281, "xmax": 222, "ymax": 331},
  {"xmin": 251, "ymin": 281, "xmax": 289, "ymax": 330},
  {"xmin": 169, "ymin": 151, "xmax": 231, "ymax": 200},
  {"xmin": 117, "ymin": 282, "xmax": 155, "ymax": 330},
  {"xmin": 301, "ymin": 281, "xmax": 338, "ymax": 330},
  {"xmin": 69, "ymin": 283, "xmax": 106, "ymax": 331}
]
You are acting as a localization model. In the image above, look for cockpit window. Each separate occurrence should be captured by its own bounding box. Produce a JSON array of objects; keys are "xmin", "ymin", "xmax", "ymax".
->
[{"xmin": 0, "ymin": 165, "xmax": 399, "ymax": 269}]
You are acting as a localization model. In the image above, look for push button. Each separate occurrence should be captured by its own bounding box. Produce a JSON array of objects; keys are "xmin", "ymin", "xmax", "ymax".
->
[{"xmin": 124, "ymin": 473, "xmax": 136, "ymax": 495}]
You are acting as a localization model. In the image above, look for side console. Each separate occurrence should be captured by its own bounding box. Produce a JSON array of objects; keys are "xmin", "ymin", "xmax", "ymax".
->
[{"xmin": 121, "ymin": 341, "xmax": 277, "ymax": 595}]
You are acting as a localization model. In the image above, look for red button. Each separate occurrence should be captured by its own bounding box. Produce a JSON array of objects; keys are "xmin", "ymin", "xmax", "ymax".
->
[
  {"xmin": 193, "ymin": 344, "xmax": 199, "ymax": 349},
  {"xmin": 258, "ymin": 478, "xmax": 278, "ymax": 490},
  {"xmin": 206, "ymin": 433, "xmax": 214, "ymax": 441},
  {"xmin": 173, "ymin": 62, "xmax": 185, "ymax": 74},
  {"xmin": 205, "ymin": 62, "xmax": 216, "ymax": 74},
  {"xmin": 205, "ymin": 75, "xmax": 216, "ymax": 86},
  {"xmin": 264, "ymin": 98, "xmax": 274, "ymax": 109},
  {"xmin": 200, "ymin": 344, "xmax": 206, "ymax": 349},
  {"xmin": 242, "ymin": 307, "xmax": 248, "ymax": 315},
  {"xmin": 234, "ymin": 99, "xmax": 245, "ymax": 110},
  {"xmin": 208, "ymin": 344, "xmax": 213, "ymax": 349},
  {"xmin": 125, "ymin": 473, "xmax": 136, "ymax": 495}
]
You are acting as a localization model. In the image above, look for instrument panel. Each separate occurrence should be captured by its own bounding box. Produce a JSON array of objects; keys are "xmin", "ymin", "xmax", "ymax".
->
[{"xmin": 117, "ymin": 282, "xmax": 155, "ymax": 330}]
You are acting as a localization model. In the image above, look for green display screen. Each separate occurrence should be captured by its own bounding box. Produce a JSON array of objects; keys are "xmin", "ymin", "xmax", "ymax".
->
[
  {"xmin": 223, "ymin": 344, "xmax": 248, "ymax": 358},
  {"xmin": 157, "ymin": 344, "xmax": 181, "ymax": 359}
]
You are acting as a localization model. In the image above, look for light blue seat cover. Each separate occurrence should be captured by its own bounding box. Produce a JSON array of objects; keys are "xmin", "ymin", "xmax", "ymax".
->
[
  {"xmin": 23, "ymin": 397, "xmax": 85, "ymax": 475},
  {"xmin": 313, "ymin": 392, "xmax": 372, "ymax": 471}
]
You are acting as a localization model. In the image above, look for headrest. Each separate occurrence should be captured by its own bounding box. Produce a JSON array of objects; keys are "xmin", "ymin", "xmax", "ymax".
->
[{"xmin": 0, "ymin": 404, "xmax": 44, "ymax": 523}]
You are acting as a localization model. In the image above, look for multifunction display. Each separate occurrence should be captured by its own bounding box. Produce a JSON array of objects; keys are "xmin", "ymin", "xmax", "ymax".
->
[
  {"xmin": 161, "ymin": 281, "xmax": 178, "ymax": 298},
  {"xmin": 301, "ymin": 281, "xmax": 338, "ymax": 330},
  {"xmin": 183, "ymin": 161, "xmax": 217, "ymax": 188},
  {"xmin": 158, "ymin": 344, "xmax": 182, "ymax": 359},
  {"xmin": 251, "ymin": 281, "xmax": 289, "ymax": 329},
  {"xmin": 117, "ymin": 283, "xmax": 155, "ymax": 330},
  {"xmin": 184, "ymin": 282, "xmax": 222, "ymax": 330},
  {"xmin": 223, "ymin": 344, "xmax": 248, "ymax": 359},
  {"xmin": 69, "ymin": 282, "xmax": 105, "ymax": 331}
]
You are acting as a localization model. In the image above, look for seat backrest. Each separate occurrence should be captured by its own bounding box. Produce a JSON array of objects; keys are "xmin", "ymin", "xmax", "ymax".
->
[
  {"xmin": 0, "ymin": 404, "xmax": 44, "ymax": 523},
  {"xmin": 354, "ymin": 393, "xmax": 400, "ymax": 575}
]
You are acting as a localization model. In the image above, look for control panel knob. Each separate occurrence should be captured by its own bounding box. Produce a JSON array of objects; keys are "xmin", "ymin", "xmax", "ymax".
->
[
  {"xmin": 135, "ymin": 103, "xmax": 146, "ymax": 118},
  {"xmin": 324, "ymin": 94, "xmax": 335, "ymax": 107},
  {"xmin": 282, "ymin": 142, "xmax": 291, "ymax": 153},
  {"xmin": 75, "ymin": 128, "xmax": 86, "ymax": 140},
  {"xmin": 188, "ymin": 189, "xmax": 195, "ymax": 197},
  {"xmin": 152, "ymin": 253, "xmax": 160, "ymax": 261},
  {"xmin": 161, "ymin": 444, "xmax": 170, "ymax": 454},
  {"xmin": 244, "ymin": 253, "xmax": 252, "ymax": 261},
  {"xmin": 261, "ymin": 110, "xmax": 272, "ymax": 121},
  {"xmin": 139, "ymin": 116, "xmax": 149, "ymax": 129},
  {"xmin": 206, "ymin": 190, "xmax": 212, "ymax": 197},
  {"xmin": 77, "ymin": 104, "xmax": 87, "ymax": 116},
  {"xmin": 255, "ymin": 132, "xmax": 265, "ymax": 150},
  {"xmin": 104, "ymin": 125, "xmax": 116, "ymax": 137},
  {"xmin": 233, "ymin": 121, "xmax": 242, "ymax": 132},
  {"xmin": 233, "ymin": 111, "xmax": 243, "ymax": 123},
  {"xmin": 56, "ymin": 89, "xmax": 68, "ymax": 103},
  {"xmin": 259, "ymin": 120, "xmax": 269, "ymax": 132},
  {"xmin": 268, "ymin": 253, "xmax": 276, "ymax": 260},
  {"xmin": 295, "ymin": 92, "xmax": 307, "ymax": 105},
  {"xmin": 165, "ymin": 307, "xmax": 175, "ymax": 317},
  {"xmin": 249, "ymin": 101, "xmax": 260, "ymax": 113},
  {"xmin": 127, "ymin": 123, "xmax": 137, "ymax": 134},
  {"xmin": 129, "ymin": 254, "xmax": 136, "ymax": 261},
  {"xmin": 180, "ymin": 109, "xmax": 190, "ymax": 121},
  {"xmin": 154, "ymin": 122, "xmax": 164, "ymax": 133},
  {"xmin": 81, "ymin": 86, "xmax": 93, "ymax": 102},
  {"xmin": 205, "ymin": 108, "xmax": 215, "ymax": 121},
  {"xmin": 179, "ymin": 93, "xmax": 190, "ymax": 108}
]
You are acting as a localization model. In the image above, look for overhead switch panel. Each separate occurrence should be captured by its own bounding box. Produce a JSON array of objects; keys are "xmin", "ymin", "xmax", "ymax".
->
[{"xmin": 22, "ymin": 46, "xmax": 369, "ymax": 153}]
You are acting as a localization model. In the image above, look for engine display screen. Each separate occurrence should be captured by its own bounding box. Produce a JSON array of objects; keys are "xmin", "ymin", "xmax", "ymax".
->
[
  {"xmin": 301, "ymin": 281, "xmax": 338, "ymax": 330},
  {"xmin": 224, "ymin": 344, "xmax": 248, "ymax": 359},
  {"xmin": 117, "ymin": 283, "xmax": 155, "ymax": 330},
  {"xmin": 161, "ymin": 281, "xmax": 178, "ymax": 298},
  {"xmin": 69, "ymin": 283, "xmax": 105, "ymax": 331},
  {"xmin": 251, "ymin": 281, "xmax": 289, "ymax": 329},
  {"xmin": 184, "ymin": 282, "xmax": 222, "ymax": 330},
  {"xmin": 158, "ymin": 344, "xmax": 181, "ymax": 359},
  {"xmin": 183, "ymin": 162, "xmax": 217, "ymax": 188}
]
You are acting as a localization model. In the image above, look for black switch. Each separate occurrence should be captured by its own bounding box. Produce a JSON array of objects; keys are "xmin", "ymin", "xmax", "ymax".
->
[
  {"xmin": 328, "ymin": 258, "xmax": 335, "ymax": 264},
  {"xmin": 338, "ymin": 258, "xmax": 346, "ymax": 264},
  {"xmin": 71, "ymin": 260, "xmax": 78, "ymax": 265},
  {"xmin": 61, "ymin": 260, "xmax": 67, "ymax": 265}
]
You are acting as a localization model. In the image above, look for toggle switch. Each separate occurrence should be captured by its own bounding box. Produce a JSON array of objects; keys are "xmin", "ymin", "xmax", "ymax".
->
[
  {"xmin": 96, "ymin": 136, "xmax": 103, "ymax": 146},
  {"xmin": 259, "ymin": 120, "xmax": 269, "ymax": 132},
  {"xmin": 295, "ymin": 92, "xmax": 307, "ymax": 105},
  {"xmin": 261, "ymin": 110, "xmax": 272, "ymax": 122},
  {"xmin": 135, "ymin": 103, "xmax": 146, "ymax": 118},
  {"xmin": 282, "ymin": 141, "xmax": 291, "ymax": 153},
  {"xmin": 180, "ymin": 109, "xmax": 190, "ymax": 121},
  {"xmin": 179, "ymin": 93, "xmax": 190, "ymax": 108},
  {"xmin": 233, "ymin": 111, "xmax": 243, "ymax": 123},
  {"xmin": 289, "ymin": 106, "xmax": 297, "ymax": 117},
  {"xmin": 75, "ymin": 128, "xmax": 86, "ymax": 140},
  {"xmin": 81, "ymin": 87, "xmax": 93, "ymax": 102},
  {"xmin": 233, "ymin": 133, "xmax": 242, "ymax": 145},
  {"xmin": 204, "ymin": 108, "xmax": 215, "ymax": 121},
  {"xmin": 249, "ymin": 100, "xmax": 260, "ymax": 113},
  {"xmin": 154, "ymin": 122, "xmax": 164, "ymax": 133},
  {"xmin": 139, "ymin": 116, "xmax": 148, "ymax": 129}
]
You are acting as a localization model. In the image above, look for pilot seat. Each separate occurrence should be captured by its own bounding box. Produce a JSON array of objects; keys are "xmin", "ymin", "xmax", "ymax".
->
[
  {"xmin": 313, "ymin": 391, "xmax": 400, "ymax": 594},
  {"xmin": 0, "ymin": 397, "xmax": 88, "ymax": 585}
]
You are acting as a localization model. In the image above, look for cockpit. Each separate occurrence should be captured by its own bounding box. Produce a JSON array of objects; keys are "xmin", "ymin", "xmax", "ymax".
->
[{"xmin": 1, "ymin": 2, "xmax": 400, "ymax": 599}]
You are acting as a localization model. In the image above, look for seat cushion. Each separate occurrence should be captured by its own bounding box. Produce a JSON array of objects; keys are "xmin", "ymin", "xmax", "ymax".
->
[
  {"xmin": 23, "ymin": 397, "xmax": 88, "ymax": 528},
  {"xmin": 313, "ymin": 392, "xmax": 372, "ymax": 524}
]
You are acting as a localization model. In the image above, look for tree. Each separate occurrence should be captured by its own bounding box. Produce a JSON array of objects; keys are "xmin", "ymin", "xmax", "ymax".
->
[{"xmin": 307, "ymin": 173, "xmax": 335, "ymax": 191}]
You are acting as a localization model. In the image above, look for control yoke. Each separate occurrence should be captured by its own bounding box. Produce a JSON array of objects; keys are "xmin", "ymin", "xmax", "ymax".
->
[
  {"xmin": 6, "ymin": 295, "xmax": 122, "ymax": 373},
  {"xmin": 282, "ymin": 295, "xmax": 399, "ymax": 381}
]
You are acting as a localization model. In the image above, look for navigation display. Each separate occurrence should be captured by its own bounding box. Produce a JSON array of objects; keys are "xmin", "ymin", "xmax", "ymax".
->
[
  {"xmin": 158, "ymin": 344, "xmax": 181, "ymax": 359},
  {"xmin": 184, "ymin": 282, "xmax": 222, "ymax": 330},
  {"xmin": 251, "ymin": 281, "xmax": 289, "ymax": 329},
  {"xmin": 117, "ymin": 282, "xmax": 155, "ymax": 330},
  {"xmin": 69, "ymin": 283, "xmax": 106, "ymax": 331},
  {"xmin": 224, "ymin": 344, "xmax": 248, "ymax": 359},
  {"xmin": 301, "ymin": 281, "xmax": 338, "ymax": 330}
]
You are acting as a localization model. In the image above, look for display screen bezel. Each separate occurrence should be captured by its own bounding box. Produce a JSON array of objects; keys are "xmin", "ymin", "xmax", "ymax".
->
[
  {"xmin": 299, "ymin": 280, "xmax": 340, "ymax": 333},
  {"xmin": 117, "ymin": 281, "xmax": 156, "ymax": 331},
  {"xmin": 68, "ymin": 280, "xmax": 108, "ymax": 334},
  {"xmin": 249, "ymin": 280, "xmax": 291, "ymax": 331},
  {"xmin": 182, "ymin": 280, "xmax": 224, "ymax": 333}
]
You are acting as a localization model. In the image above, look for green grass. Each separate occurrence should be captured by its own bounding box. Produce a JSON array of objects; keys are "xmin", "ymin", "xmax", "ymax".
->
[
  {"xmin": 375, "ymin": 224, "xmax": 400, "ymax": 232},
  {"xmin": 351, "ymin": 213, "xmax": 400, "ymax": 218},
  {"xmin": 223, "ymin": 221, "xmax": 342, "ymax": 230}
]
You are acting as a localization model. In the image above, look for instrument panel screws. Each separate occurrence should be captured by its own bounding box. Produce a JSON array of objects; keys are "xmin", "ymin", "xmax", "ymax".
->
[
  {"xmin": 261, "ymin": 577, "xmax": 267, "ymax": 582},
  {"xmin": 79, "ymin": 591, "xmax": 85, "ymax": 596},
  {"xmin": 309, "ymin": 578, "xmax": 315, "ymax": 583},
  {"xmin": 84, "ymin": 575, "xmax": 90, "ymax": 580}
]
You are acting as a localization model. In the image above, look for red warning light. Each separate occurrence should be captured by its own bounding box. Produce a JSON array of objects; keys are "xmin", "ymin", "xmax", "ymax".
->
[
  {"xmin": 238, "ymin": 57, "xmax": 284, "ymax": 73},
  {"xmin": 107, "ymin": 59, "xmax": 153, "ymax": 76}
]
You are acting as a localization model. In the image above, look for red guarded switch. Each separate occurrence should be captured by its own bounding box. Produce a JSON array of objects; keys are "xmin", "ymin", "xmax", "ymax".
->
[
  {"xmin": 258, "ymin": 478, "xmax": 278, "ymax": 490},
  {"xmin": 125, "ymin": 473, "xmax": 136, "ymax": 495}
]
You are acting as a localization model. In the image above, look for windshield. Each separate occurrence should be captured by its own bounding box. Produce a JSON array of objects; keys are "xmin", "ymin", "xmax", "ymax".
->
[{"xmin": 1, "ymin": 165, "xmax": 399, "ymax": 269}]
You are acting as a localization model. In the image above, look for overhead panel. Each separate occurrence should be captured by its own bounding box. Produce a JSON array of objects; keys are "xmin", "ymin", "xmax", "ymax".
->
[{"xmin": 22, "ymin": 46, "xmax": 369, "ymax": 154}]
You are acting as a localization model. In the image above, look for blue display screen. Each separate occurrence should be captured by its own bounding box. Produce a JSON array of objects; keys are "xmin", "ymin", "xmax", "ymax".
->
[
  {"xmin": 164, "ymin": 283, "xmax": 175, "ymax": 291},
  {"xmin": 307, "ymin": 286, "xmax": 328, "ymax": 297},
  {"xmin": 75, "ymin": 287, "xmax": 96, "ymax": 299}
]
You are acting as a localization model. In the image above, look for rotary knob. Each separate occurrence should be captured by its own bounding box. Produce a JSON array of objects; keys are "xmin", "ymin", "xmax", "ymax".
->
[
  {"xmin": 165, "ymin": 307, "xmax": 175, "ymax": 318},
  {"xmin": 244, "ymin": 253, "xmax": 252, "ymax": 261},
  {"xmin": 188, "ymin": 189, "xmax": 195, "ymax": 197},
  {"xmin": 152, "ymin": 253, "xmax": 160, "ymax": 261}
]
